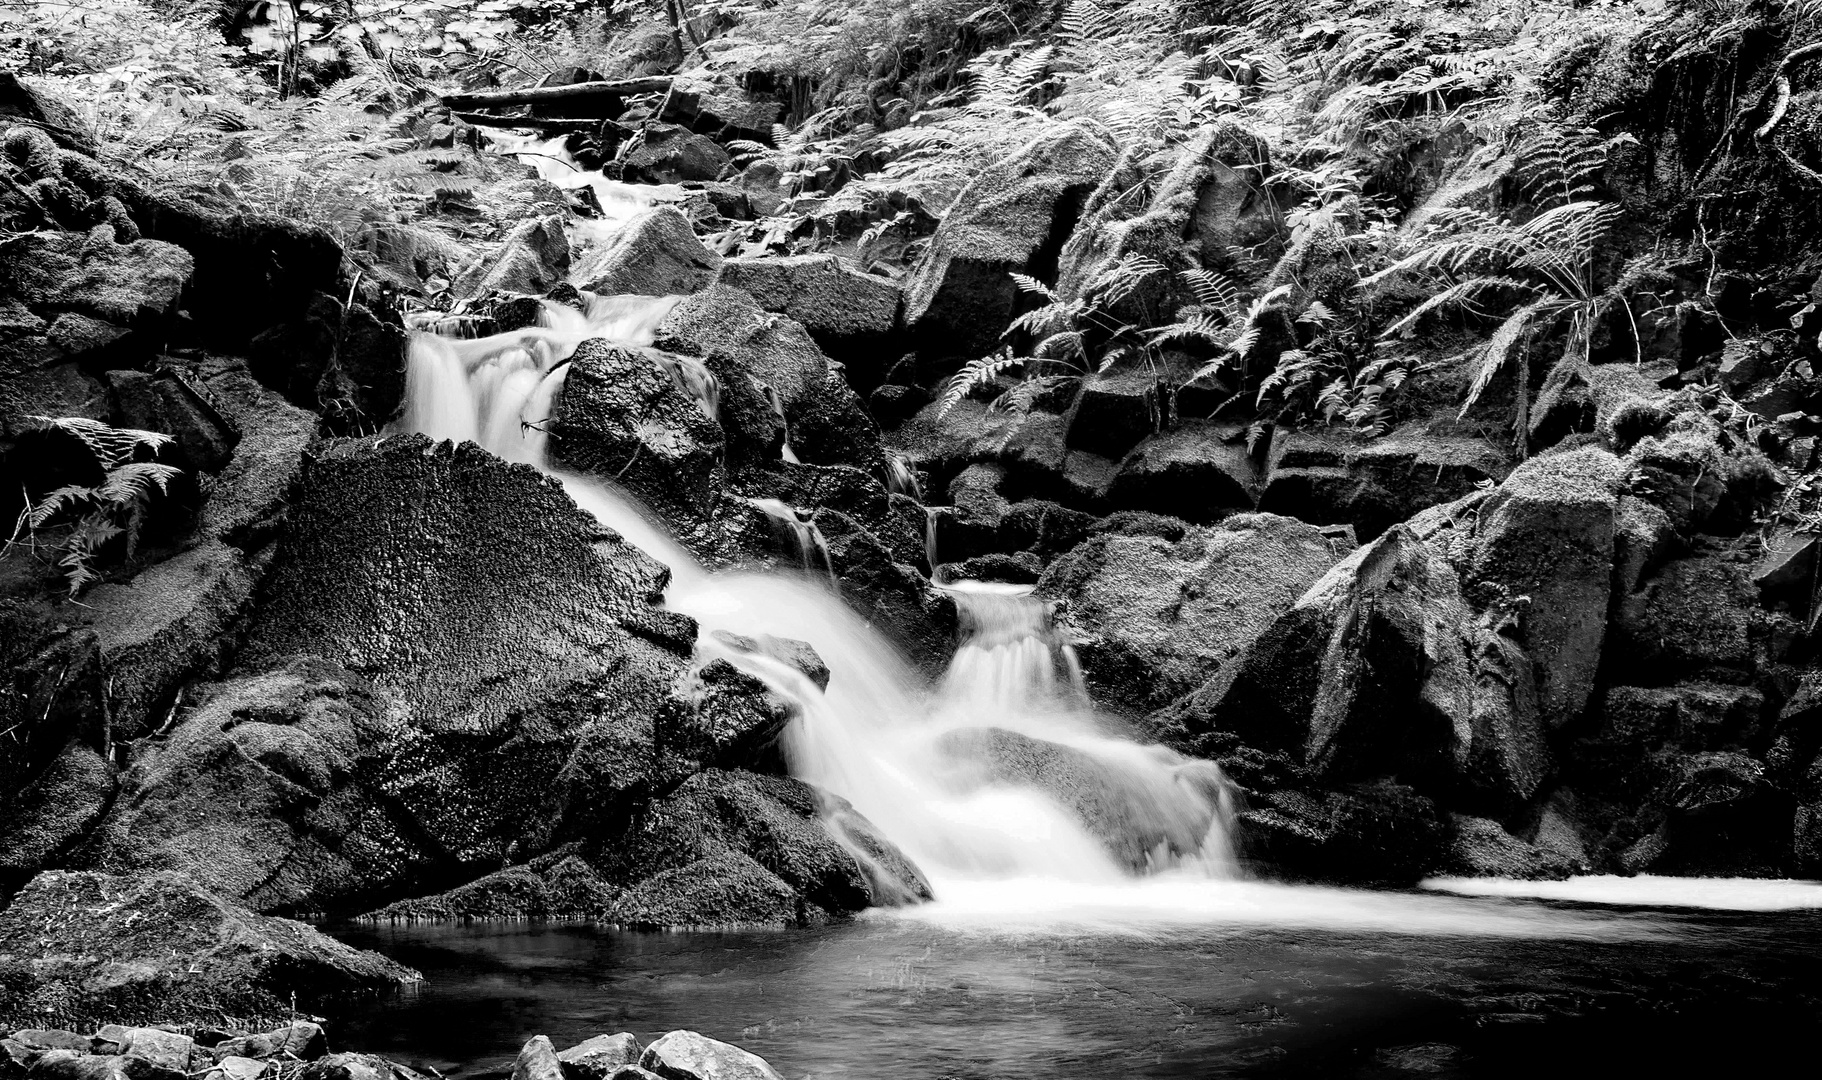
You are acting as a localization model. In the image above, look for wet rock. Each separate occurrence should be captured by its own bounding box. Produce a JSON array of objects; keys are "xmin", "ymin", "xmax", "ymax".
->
[
  {"xmin": 606, "ymin": 849, "xmax": 802, "ymax": 929},
  {"xmin": 600, "ymin": 769, "xmax": 928, "ymax": 926},
  {"xmin": 652, "ymin": 285, "xmax": 831, "ymax": 463},
  {"xmin": 998, "ymin": 500, "xmax": 1099, "ymax": 561},
  {"xmin": 936, "ymin": 551, "xmax": 1044, "ymax": 584},
  {"xmin": 239, "ymin": 435, "xmax": 684, "ymax": 735},
  {"xmin": 0, "ymin": 604, "xmax": 107, "ymax": 801},
  {"xmin": 939, "ymin": 728, "xmax": 1226, "ymax": 870},
  {"xmin": 1037, "ymin": 513, "xmax": 1350, "ymax": 716},
  {"xmin": 784, "ymin": 365, "xmax": 886, "ymax": 472},
  {"xmin": 361, "ymin": 855, "xmax": 618, "ymax": 922},
  {"xmin": 820, "ymin": 524, "xmax": 958, "ymax": 676},
  {"xmin": 715, "ymin": 256, "xmax": 904, "ymax": 388},
  {"xmin": 999, "ymin": 411, "xmax": 1120, "ymax": 509},
  {"xmin": 557, "ymin": 1035, "xmax": 640, "ymax": 1080},
  {"xmin": 709, "ymin": 631, "xmax": 829, "ymax": 692},
  {"xmin": 1105, "ymin": 419, "xmax": 1261, "ymax": 523},
  {"xmin": 294, "ymin": 1053, "xmax": 421, "ymax": 1080},
  {"xmin": 1467, "ymin": 447, "xmax": 1625, "ymax": 728},
  {"xmin": 552, "ymin": 340, "xmax": 726, "ymax": 523},
  {"xmin": 905, "ymin": 122, "xmax": 1120, "ymax": 359},
  {"xmin": 104, "ymin": 370, "xmax": 238, "ymax": 474},
  {"xmin": 638, "ymin": 1031, "xmax": 781, "ymax": 1080},
  {"xmin": 244, "ymin": 291, "xmax": 407, "ymax": 424},
  {"xmin": 0, "ymin": 227, "xmax": 191, "ymax": 328},
  {"xmin": 622, "ymin": 124, "xmax": 731, "ymax": 185},
  {"xmin": 678, "ymin": 660, "xmax": 792, "ymax": 772},
  {"xmin": 0, "ymin": 870, "xmax": 418, "ymax": 1028},
  {"xmin": 208, "ymin": 1058, "xmax": 267, "ymax": 1080},
  {"xmin": 931, "ymin": 463, "xmax": 1012, "ymax": 563},
  {"xmin": 461, "ymin": 215, "xmax": 570, "ymax": 298},
  {"xmin": 576, "ymin": 207, "xmax": 721, "ymax": 296},
  {"xmin": 1442, "ymin": 814, "xmax": 1573, "ymax": 879},
  {"xmin": 1239, "ymin": 782, "xmax": 1448, "ymax": 886}
]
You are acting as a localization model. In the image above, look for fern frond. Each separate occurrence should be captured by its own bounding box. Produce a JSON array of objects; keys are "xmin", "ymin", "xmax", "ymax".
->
[
  {"xmin": 27, "ymin": 415, "xmax": 171, "ymax": 470},
  {"xmin": 1180, "ymin": 268, "xmax": 1242, "ymax": 318},
  {"xmin": 1459, "ymin": 297, "xmax": 1573, "ymax": 418},
  {"xmin": 938, "ymin": 353, "xmax": 1024, "ymax": 418}
]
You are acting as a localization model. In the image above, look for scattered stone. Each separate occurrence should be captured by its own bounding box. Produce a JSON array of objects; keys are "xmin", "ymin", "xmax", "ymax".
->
[
  {"xmin": 557, "ymin": 1035, "xmax": 641, "ymax": 1080},
  {"xmin": 638, "ymin": 1031, "xmax": 782, "ymax": 1080}
]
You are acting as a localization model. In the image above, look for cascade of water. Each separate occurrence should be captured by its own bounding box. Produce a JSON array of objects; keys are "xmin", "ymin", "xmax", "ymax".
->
[
  {"xmin": 884, "ymin": 453, "xmax": 923, "ymax": 501},
  {"xmin": 747, "ymin": 498, "xmax": 835, "ymax": 582},
  {"xmin": 394, "ymin": 146, "xmax": 1241, "ymax": 900}
]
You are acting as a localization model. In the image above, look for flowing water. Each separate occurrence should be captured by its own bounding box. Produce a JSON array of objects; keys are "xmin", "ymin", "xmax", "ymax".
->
[{"xmin": 354, "ymin": 142, "xmax": 1822, "ymax": 1077}]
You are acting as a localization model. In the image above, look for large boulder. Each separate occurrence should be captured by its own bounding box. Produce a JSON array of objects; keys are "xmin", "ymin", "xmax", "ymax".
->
[
  {"xmin": 714, "ymin": 255, "xmax": 904, "ymax": 388},
  {"xmin": 0, "ymin": 870, "xmax": 418, "ymax": 1029},
  {"xmin": 0, "ymin": 226, "xmax": 191, "ymax": 329},
  {"xmin": 238, "ymin": 435, "xmax": 686, "ymax": 735},
  {"xmin": 1160, "ymin": 525, "xmax": 1549, "ymax": 809},
  {"xmin": 621, "ymin": 124, "xmax": 732, "ymax": 185},
  {"xmin": 638, "ymin": 1031, "xmax": 781, "ymax": 1080},
  {"xmin": 1, "ymin": 73, "xmax": 97, "ymax": 154},
  {"xmin": 1238, "ymin": 781, "xmax": 1449, "ymax": 886},
  {"xmin": 1465, "ymin": 447, "xmax": 1625, "ymax": 729},
  {"xmin": 0, "ymin": 741, "xmax": 114, "ymax": 890},
  {"xmin": 576, "ymin": 206, "xmax": 721, "ymax": 296},
  {"xmin": 1037, "ymin": 513, "xmax": 1351, "ymax": 716},
  {"xmin": 244, "ymin": 290, "xmax": 408, "ymax": 426},
  {"xmin": 904, "ymin": 122, "xmax": 1120, "ymax": 359},
  {"xmin": 1104, "ymin": 419, "xmax": 1261, "ymax": 523},
  {"xmin": 597, "ymin": 769, "xmax": 930, "ymax": 928},
  {"xmin": 551, "ymin": 339, "xmax": 727, "ymax": 523},
  {"xmin": 458, "ymin": 215, "xmax": 570, "ymax": 299}
]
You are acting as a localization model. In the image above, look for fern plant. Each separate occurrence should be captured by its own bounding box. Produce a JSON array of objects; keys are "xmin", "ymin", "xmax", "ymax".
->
[
  {"xmin": 1361, "ymin": 126, "xmax": 1624, "ymax": 449},
  {"xmin": 8, "ymin": 417, "xmax": 183, "ymax": 598}
]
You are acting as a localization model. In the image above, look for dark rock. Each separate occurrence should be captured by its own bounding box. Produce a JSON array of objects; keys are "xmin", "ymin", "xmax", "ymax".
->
[
  {"xmin": 905, "ymin": 122, "xmax": 1120, "ymax": 359},
  {"xmin": 576, "ymin": 207, "xmax": 722, "ymax": 296},
  {"xmin": 1239, "ymin": 782, "xmax": 1448, "ymax": 886},
  {"xmin": 238, "ymin": 436, "xmax": 684, "ymax": 735},
  {"xmin": 557, "ymin": 1035, "xmax": 640, "ymax": 1080},
  {"xmin": 0, "ymin": 741, "xmax": 115, "ymax": 889},
  {"xmin": 661, "ymin": 76, "xmax": 782, "ymax": 146},
  {"xmin": 1442, "ymin": 814, "xmax": 1573, "ymax": 879},
  {"xmin": 677, "ymin": 660, "xmax": 792, "ymax": 773},
  {"xmin": 551, "ymin": 340, "xmax": 726, "ymax": 523},
  {"xmin": 936, "ymin": 551, "xmax": 1044, "ymax": 584},
  {"xmin": 1610, "ymin": 548, "xmax": 1761, "ymax": 683},
  {"xmin": 708, "ymin": 631, "xmax": 829, "ymax": 692},
  {"xmin": 358, "ymin": 855, "xmax": 618, "ymax": 922},
  {"xmin": 638, "ymin": 1031, "xmax": 780, "ymax": 1080},
  {"xmin": 606, "ymin": 849, "xmax": 801, "ymax": 929},
  {"xmin": 1060, "ymin": 365, "xmax": 1161, "ymax": 460},
  {"xmin": 652, "ymin": 285, "xmax": 830, "ymax": 463},
  {"xmin": 821, "ymin": 526, "xmax": 958, "ymax": 677},
  {"xmin": 1467, "ymin": 447, "xmax": 1625, "ymax": 728},
  {"xmin": 715, "ymin": 256, "xmax": 904, "ymax": 388},
  {"xmin": 244, "ymin": 292, "xmax": 406, "ymax": 424},
  {"xmin": 785, "ymin": 365, "xmax": 886, "ymax": 473},
  {"xmin": 1259, "ymin": 426, "xmax": 1511, "ymax": 541},
  {"xmin": 1106, "ymin": 419, "xmax": 1260, "ymax": 523},
  {"xmin": 0, "ymin": 870, "xmax": 418, "ymax": 1028},
  {"xmin": 293, "ymin": 1054, "xmax": 420, "ymax": 1080},
  {"xmin": 622, "ymin": 124, "xmax": 731, "ymax": 185},
  {"xmin": 104, "ymin": 370, "xmax": 238, "ymax": 474},
  {"xmin": 999, "ymin": 411, "xmax": 1120, "ymax": 509},
  {"xmin": 599, "ymin": 769, "xmax": 929, "ymax": 926},
  {"xmin": 931, "ymin": 463, "xmax": 1011, "ymax": 563},
  {"xmin": 1037, "ymin": 513, "xmax": 1350, "ymax": 716},
  {"xmin": 80, "ymin": 541, "xmax": 267, "ymax": 740},
  {"xmin": 998, "ymin": 500, "xmax": 1098, "ymax": 561}
]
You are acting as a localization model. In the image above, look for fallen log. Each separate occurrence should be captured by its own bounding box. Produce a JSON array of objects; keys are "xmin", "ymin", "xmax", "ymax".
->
[
  {"xmin": 455, "ymin": 112, "xmax": 633, "ymax": 135},
  {"xmin": 441, "ymin": 77, "xmax": 672, "ymax": 111}
]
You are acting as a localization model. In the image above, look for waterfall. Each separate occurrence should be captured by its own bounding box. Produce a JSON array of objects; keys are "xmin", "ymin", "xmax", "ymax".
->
[{"xmin": 394, "ymin": 142, "xmax": 1240, "ymax": 901}]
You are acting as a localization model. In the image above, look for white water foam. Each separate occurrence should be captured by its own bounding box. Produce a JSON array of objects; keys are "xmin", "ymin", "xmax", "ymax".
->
[{"xmin": 1422, "ymin": 875, "xmax": 1822, "ymax": 911}]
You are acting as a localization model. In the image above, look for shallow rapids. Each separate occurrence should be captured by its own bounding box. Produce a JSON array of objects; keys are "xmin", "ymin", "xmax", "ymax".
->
[{"xmin": 397, "ymin": 290, "xmax": 1238, "ymax": 899}]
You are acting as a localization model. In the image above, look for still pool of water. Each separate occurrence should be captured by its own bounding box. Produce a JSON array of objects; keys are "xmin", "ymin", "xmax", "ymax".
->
[{"xmin": 331, "ymin": 878, "xmax": 1822, "ymax": 1080}]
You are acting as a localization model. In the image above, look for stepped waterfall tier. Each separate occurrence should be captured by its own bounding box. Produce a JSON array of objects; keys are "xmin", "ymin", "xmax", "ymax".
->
[{"xmin": 7, "ymin": 0, "xmax": 1822, "ymax": 1075}]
